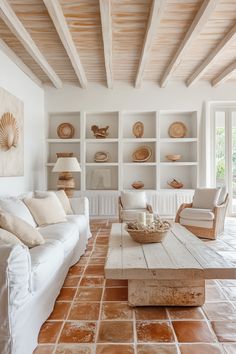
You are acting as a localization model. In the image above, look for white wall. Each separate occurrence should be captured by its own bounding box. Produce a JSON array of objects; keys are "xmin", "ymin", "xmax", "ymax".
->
[
  {"xmin": 45, "ymin": 81, "xmax": 236, "ymax": 186},
  {"xmin": 0, "ymin": 50, "xmax": 45, "ymax": 195}
]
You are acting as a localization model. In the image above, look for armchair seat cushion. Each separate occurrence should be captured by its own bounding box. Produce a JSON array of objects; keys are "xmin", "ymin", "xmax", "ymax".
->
[
  {"xmin": 180, "ymin": 208, "xmax": 215, "ymax": 221},
  {"xmin": 180, "ymin": 218, "xmax": 213, "ymax": 229},
  {"xmin": 122, "ymin": 209, "xmax": 147, "ymax": 221},
  {"xmin": 121, "ymin": 191, "xmax": 147, "ymax": 210}
]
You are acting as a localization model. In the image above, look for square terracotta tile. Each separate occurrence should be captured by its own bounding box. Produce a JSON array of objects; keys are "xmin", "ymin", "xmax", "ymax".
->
[
  {"xmin": 211, "ymin": 321, "xmax": 236, "ymax": 342},
  {"xmin": 96, "ymin": 237, "xmax": 109, "ymax": 245},
  {"xmin": 48, "ymin": 302, "xmax": 71, "ymax": 320},
  {"xmin": 96, "ymin": 344, "xmax": 134, "ymax": 354},
  {"xmin": 63, "ymin": 276, "xmax": 80, "ymax": 288},
  {"xmin": 84, "ymin": 265, "xmax": 104, "ymax": 276},
  {"xmin": 137, "ymin": 344, "xmax": 178, "ymax": 354},
  {"xmin": 136, "ymin": 321, "xmax": 174, "ymax": 343},
  {"xmin": 33, "ymin": 345, "xmax": 55, "ymax": 354},
  {"xmin": 179, "ymin": 344, "xmax": 222, "ymax": 354},
  {"xmin": 88, "ymin": 257, "xmax": 106, "ymax": 265},
  {"xmin": 56, "ymin": 288, "xmax": 76, "ymax": 301},
  {"xmin": 38, "ymin": 321, "xmax": 63, "ymax": 343},
  {"xmin": 173, "ymin": 321, "xmax": 216, "ymax": 343},
  {"xmin": 167, "ymin": 306, "xmax": 204, "ymax": 320},
  {"xmin": 103, "ymin": 287, "xmax": 128, "ymax": 301},
  {"xmin": 98, "ymin": 321, "xmax": 133, "ymax": 343},
  {"xmin": 135, "ymin": 307, "xmax": 168, "ymax": 320},
  {"xmin": 105, "ymin": 279, "xmax": 128, "ymax": 287},
  {"xmin": 206, "ymin": 285, "xmax": 227, "ymax": 302},
  {"xmin": 101, "ymin": 302, "xmax": 133, "ymax": 320},
  {"xmin": 203, "ymin": 302, "xmax": 236, "ymax": 321},
  {"xmin": 68, "ymin": 265, "xmax": 85, "ymax": 276},
  {"xmin": 80, "ymin": 276, "xmax": 105, "ymax": 287},
  {"xmin": 55, "ymin": 344, "xmax": 93, "ymax": 354},
  {"xmin": 59, "ymin": 322, "xmax": 96, "ymax": 343},
  {"xmin": 75, "ymin": 287, "xmax": 103, "ymax": 301},
  {"xmin": 68, "ymin": 302, "xmax": 100, "ymax": 320}
]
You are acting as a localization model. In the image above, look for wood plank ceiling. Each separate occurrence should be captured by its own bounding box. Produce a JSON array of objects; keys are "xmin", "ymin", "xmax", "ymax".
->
[{"xmin": 0, "ymin": 0, "xmax": 236, "ymax": 88}]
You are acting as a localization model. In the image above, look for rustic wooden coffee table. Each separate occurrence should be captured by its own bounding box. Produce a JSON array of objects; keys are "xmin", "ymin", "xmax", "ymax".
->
[{"xmin": 105, "ymin": 223, "xmax": 236, "ymax": 306}]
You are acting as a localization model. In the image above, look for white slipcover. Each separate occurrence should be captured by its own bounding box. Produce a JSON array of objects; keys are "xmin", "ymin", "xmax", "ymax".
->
[
  {"xmin": 180, "ymin": 218, "xmax": 213, "ymax": 229},
  {"xmin": 121, "ymin": 209, "xmax": 148, "ymax": 221},
  {"xmin": 0, "ymin": 195, "xmax": 91, "ymax": 354},
  {"xmin": 180, "ymin": 208, "xmax": 215, "ymax": 221}
]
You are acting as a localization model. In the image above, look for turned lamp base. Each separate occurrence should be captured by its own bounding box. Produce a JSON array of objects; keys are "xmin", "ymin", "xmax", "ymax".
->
[{"xmin": 57, "ymin": 172, "xmax": 75, "ymax": 197}]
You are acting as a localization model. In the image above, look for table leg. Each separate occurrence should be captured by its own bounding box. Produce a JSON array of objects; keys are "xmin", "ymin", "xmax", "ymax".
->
[{"xmin": 128, "ymin": 279, "xmax": 205, "ymax": 306}]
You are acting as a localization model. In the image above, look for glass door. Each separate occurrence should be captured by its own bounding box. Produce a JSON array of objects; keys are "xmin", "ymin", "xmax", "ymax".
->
[{"xmin": 212, "ymin": 106, "xmax": 236, "ymax": 216}]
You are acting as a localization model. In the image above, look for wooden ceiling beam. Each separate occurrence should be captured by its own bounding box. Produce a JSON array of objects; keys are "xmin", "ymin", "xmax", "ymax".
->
[
  {"xmin": 160, "ymin": 0, "xmax": 219, "ymax": 87},
  {"xmin": 0, "ymin": 39, "xmax": 42, "ymax": 87},
  {"xmin": 187, "ymin": 22, "xmax": 236, "ymax": 87},
  {"xmin": 135, "ymin": 0, "xmax": 166, "ymax": 89},
  {"xmin": 99, "ymin": 0, "xmax": 113, "ymax": 89},
  {"xmin": 0, "ymin": 0, "xmax": 62, "ymax": 88},
  {"xmin": 43, "ymin": 0, "xmax": 87, "ymax": 89},
  {"xmin": 212, "ymin": 61, "xmax": 236, "ymax": 86}
]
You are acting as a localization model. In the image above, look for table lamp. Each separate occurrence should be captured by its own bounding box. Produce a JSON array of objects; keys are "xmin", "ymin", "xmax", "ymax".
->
[{"xmin": 52, "ymin": 157, "xmax": 81, "ymax": 197}]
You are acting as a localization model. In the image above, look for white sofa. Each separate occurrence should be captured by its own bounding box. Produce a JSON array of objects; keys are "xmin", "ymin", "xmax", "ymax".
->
[{"xmin": 0, "ymin": 194, "xmax": 91, "ymax": 354}]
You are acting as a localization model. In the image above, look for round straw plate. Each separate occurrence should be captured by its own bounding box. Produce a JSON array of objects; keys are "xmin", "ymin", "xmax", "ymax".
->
[
  {"xmin": 132, "ymin": 145, "xmax": 152, "ymax": 162},
  {"xmin": 57, "ymin": 123, "xmax": 75, "ymax": 139},
  {"xmin": 168, "ymin": 122, "xmax": 187, "ymax": 138}
]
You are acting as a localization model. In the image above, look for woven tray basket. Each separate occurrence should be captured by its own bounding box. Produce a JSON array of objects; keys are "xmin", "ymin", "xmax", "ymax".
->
[{"xmin": 126, "ymin": 228, "xmax": 169, "ymax": 244}]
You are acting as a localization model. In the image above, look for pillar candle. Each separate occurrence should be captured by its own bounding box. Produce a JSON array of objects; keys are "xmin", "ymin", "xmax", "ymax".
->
[
  {"xmin": 137, "ymin": 212, "xmax": 146, "ymax": 225},
  {"xmin": 146, "ymin": 213, "xmax": 154, "ymax": 225}
]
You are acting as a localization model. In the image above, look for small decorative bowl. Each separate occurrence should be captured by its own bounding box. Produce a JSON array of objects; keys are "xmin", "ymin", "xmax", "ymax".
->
[{"xmin": 166, "ymin": 154, "xmax": 181, "ymax": 162}]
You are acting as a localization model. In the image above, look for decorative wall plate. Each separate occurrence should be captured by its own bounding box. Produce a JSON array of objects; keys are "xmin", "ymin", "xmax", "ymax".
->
[
  {"xmin": 168, "ymin": 122, "xmax": 187, "ymax": 138},
  {"xmin": 57, "ymin": 123, "xmax": 75, "ymax": 139},
  {"xmin": 132, "ymin": 121, "xmax": 144, "ymax": 138},
  {"xmin": 166, "ymin": 154, "xmax": 181, "ymax": 162},
  {"xmin": 94, "ymin": 151, "xmax": 110, "ymax": 162},
  {"xmin": 0, "ymin": 112, "xmax": 19, "ymax": 151},
  {"xmin": 132, "ymin": 145, "xmax": 152, "ymax": 162}
]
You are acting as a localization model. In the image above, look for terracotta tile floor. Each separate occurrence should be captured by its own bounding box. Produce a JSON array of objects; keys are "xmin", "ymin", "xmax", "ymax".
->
[{"xmin": 34, "ymin": 218, "xmax": 236, "ymax": 354}]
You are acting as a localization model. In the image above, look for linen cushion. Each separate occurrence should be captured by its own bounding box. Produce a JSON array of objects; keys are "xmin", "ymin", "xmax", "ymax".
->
[
  {"xmin": 180, "ymin": 208, "xmax": 215, "ymax": 221},
  {"xmin": 180, "ymin": 218, "xmax": 213, "ymax": 229},
  {"xmin": 192, "ymin": 188, "xmax": 221, "ymax": 209},
  {"xmin": 121, "ymin": 191, "xmax": 147, "ymax": 210},
  {"xmin": 0, "ymin": 228, "xmax": 23, "ymax": 245},
  {"xmin": 0, "ymin": 197, "xmax": 37, "ymax": 227},
  {"xmin": 218, "ymin": 186, "xmax": 227, "ymax": 205},
  {"xmin": 35, "ymin": 190, "xmax": 73, "ymax": 215},
  {"xmin": 122, "ymin": 209, "xmax": 147, "ymax": 221},
  {"xmin": 0, "ymin": 211, "xmax": 45, "ymax": 248},
  {"xmin": 24, "ymin": 195, "xmax": 67, "ymax": 226}
]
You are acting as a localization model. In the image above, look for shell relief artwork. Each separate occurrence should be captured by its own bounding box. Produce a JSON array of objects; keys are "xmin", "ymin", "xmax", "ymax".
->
[{"xmin": 0, "ymin": 112, "xmax": 19, "ymax": 151}]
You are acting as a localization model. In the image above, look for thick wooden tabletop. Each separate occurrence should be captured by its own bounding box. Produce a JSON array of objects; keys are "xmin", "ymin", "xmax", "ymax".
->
[{"xmin": 105, "ymin": 223, "xmax": 236, "ymax": 280}]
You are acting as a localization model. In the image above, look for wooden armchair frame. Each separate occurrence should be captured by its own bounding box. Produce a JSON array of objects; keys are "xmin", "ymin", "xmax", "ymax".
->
[
  {"xmin": 118, "ymin": 196, "xmax": 153, "ymax": 223},
  {"xmin": 175, "ymin": 194, "xmax": 229, "ymax": 239}
]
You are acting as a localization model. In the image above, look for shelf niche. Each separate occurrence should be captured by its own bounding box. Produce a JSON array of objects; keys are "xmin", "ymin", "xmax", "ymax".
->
[
  {"xmin": 122, "ymin": 111, "xmax": 156, "ymax": 139},
  {"xmin": 123, "ymin": 165, "xmax": 156, "ymax": 190},
  {"xmin": 48, "ymin": 112, "xmax": 80, "ymax": 139},
  {"xmin": 85, "ymin": 112, "xmax": 118, "ymax": 139}
]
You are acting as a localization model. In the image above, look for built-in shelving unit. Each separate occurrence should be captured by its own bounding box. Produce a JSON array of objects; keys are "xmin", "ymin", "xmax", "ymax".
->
[{"xmin": 46, "ymin": 110, "xmax": 198, "ymax": 193}]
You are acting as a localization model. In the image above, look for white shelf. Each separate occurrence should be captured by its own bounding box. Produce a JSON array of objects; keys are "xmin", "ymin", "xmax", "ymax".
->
[
  {"xmin": 123, "ymin": 162, "xmax": 156, "ymax": 166},
  {"xmin": 86, "ymin": 138, "xmax": 118, "ymax": 143},
  {"xmin": 123, "ymin": 138, "xmax": 157, "ymax": 142},
  {"xmin": 86, "ymin": 163, "xmax": 118, "ymax": 166},
  {"xmin": 160, "ymin": 162, "xmax": 198, "ymax": 166},
  {"xmin": 160, "ymin": 138, "xmax": 198, "ymax": 143},
  {"xmin": 47, "ymin": 139, "xmax": 80, "ymax": 143}
]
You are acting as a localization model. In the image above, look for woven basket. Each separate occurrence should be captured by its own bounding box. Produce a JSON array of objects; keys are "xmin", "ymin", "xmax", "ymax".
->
[{"xmin": 126, "ymin": 228, "xmax": 169, "ymax": 244}]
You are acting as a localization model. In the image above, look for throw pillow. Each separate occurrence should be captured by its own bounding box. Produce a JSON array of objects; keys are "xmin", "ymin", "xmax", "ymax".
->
[
  {"xmin": 121, "ymin": 191, "xmax": 147, "ymax": 210},
  {"xmin": 35, "ymin": 190, "xmax": 73, "ymax": 215},
  {"xmin": 24, "ymin": 196, "xmax": 67, "ymax": 226},
  {"xmin": 192, "ymin": 188, "xmax": 221, "ymax": 210},
  {"xmin": 0, "ymin": 197, "xmax": 37, "ymax": 227},
  {"xmin": 0, "ymin": 228, "xmax": 24, "ymax": 245},
  {"xmin": 0, "ymin": 211, "xmax": 45, "ymax": 248}
]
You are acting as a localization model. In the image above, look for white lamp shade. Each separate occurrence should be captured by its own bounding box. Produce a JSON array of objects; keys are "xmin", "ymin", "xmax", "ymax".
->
[{"xmin": 52, "ymin": 157, "xmax": 81, "ymax": 172}]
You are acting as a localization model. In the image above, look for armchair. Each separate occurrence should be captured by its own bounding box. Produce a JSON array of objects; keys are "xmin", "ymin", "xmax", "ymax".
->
[
  {"xmin": 118, "ymin": 191, "xmax": 153, "ymax": 223},
  {"xmin": 175, "ymin": 187, "xmax": 228, "ymax": 240}
]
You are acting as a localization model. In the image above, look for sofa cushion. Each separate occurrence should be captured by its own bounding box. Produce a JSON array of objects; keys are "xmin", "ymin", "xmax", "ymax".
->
[
  {"xmin": 35, "ymin": 190, "xmax": 73, "ymax": 215},
  {"xmin": 24, "ymin": 195, "xmax": 67, "ymax": 226},
  {"xmin": 29, "ymin": 239, "xmax": 64, "ymax": 292},
  {"xmin": 0, "ymin": 197, "xmax": 36, "ymax": 227},
  {"xmin": 192, "ymin": 188, "xmax": 220, "ymax": 209},
  {"xmin": 66, "ymin": 215, "xmax": 88, "ymax": 237},
  {"xmin": 180, "ymin": 208, "xmax": 215, "ymax": 221},
  {"xmin": 218, "ymin": 186, "xmax": 227, "ymax": 205},
  {"xmin": 180, "ymin": 218, "xmax": 213, "ymax": 229},
  {"xmin": 121, "ymin": 191, "xmax": 147, "ymax": 210},
  {"xmin": 122, "ymin": 209, "xmax": 147, "ymax": 221},
  {"xmin": 0, "ymin": 211, "xmax": 45, "ymax": 248},
  {"xmin": 0, "ymin": 228, "xmax": 23, "ymax": 245},
  {"xmin": 38, "ymin": 222, "xmax": 79, "ymax": 256}
]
